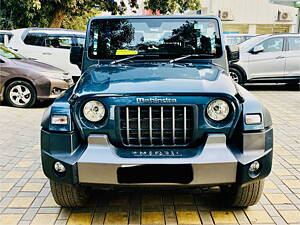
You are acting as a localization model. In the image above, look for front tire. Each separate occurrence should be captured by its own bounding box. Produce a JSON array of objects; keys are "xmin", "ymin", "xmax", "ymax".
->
[
  {"xmin": 50, "ymin": 180, "xmax": 90, "ymax": 207},
  {"xmin": 5, "ymin": 80, "xmax": 36, "ymax": 108},
  {"xmin": 222, "ymin": 179, "xmax": 264, "ymax": 207},
  {"xmin": 229, "ymin": 67, "xmax": 244, "ymax": 85}
]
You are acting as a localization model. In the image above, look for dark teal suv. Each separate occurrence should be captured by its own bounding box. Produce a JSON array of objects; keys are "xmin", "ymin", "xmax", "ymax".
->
[{"xmin": 41, "ymin": 16, "xmax": 273, "ymax": 207}]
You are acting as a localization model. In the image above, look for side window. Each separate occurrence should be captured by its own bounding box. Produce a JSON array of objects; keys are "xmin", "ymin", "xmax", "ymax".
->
[
  {"xmin": 76, "ymin": 37, "xmax": 85, "ymax": 47},
  {"xmin": 256, "ymin": 38, "xmax": 284, "ymax": 53},
  {"xmin": 0, "ymin": 34, "xmax": 4, "ymax": 44},
  {"xmin": 24, "ymin": 33, "xmax": 46, "ymax": 46},
  {"xmin": 288, "ymin": 37, "xmax": 300, "ymax": 51},
  {"xmin": 45, "ymin": 36, "xmax": 73, "ymax": 49}
]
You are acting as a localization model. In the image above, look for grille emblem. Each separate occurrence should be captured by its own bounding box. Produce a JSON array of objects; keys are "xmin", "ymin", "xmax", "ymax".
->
[{"xmin": 136, "ymin": 97, "xmax": 177, "ymax": 104}]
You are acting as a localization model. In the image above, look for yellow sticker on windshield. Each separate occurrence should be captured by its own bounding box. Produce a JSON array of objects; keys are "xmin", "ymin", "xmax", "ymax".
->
[{"xmin": 116, "ymin": 49, "xmax": 138, "ymax": 55}]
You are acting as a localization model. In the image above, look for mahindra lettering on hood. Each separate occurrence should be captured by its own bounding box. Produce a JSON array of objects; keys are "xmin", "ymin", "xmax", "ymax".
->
[
  {"xmin": 40, "ymin": 15, "xmax": 273, "ymax": 208},
  {"xmin": 136, "ymin": 97, "xmax": 177, "ymax": 103}
]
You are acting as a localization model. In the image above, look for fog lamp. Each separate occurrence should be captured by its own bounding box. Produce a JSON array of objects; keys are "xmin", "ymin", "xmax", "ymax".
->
[
  {"xmin": 54, "ymin": 161, "xmax": 66, "ymax": 173},
  {"xmin": 249, "ymin": 161, "xmax": 260, "ymax": 172},
  {"xmin": 52, "ymin": 88, "xmax": 64, "ymax": 95}
]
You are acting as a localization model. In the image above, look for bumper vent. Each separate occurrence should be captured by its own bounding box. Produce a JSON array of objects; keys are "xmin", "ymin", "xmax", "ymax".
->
[{"xmin": 119, "ymin": 106, "xmax": 194, "ymax": 147}]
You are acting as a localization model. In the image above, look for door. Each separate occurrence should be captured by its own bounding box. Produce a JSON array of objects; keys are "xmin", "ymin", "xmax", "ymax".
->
[
  {"xmin": 284, "ymin": 37, "xmax": 300, "ymax": 78},
  {"xmin": 18, "ymin": 32, "xmax": 50, "ymax": 62},
  {"xmin": 43, "ymin": 35, "xmax": 81, "ymax": 76},
  {"xmin": 246, "ymin": 37, "xmax": 285, "ymax": 79},
  {"xmin": 19, "ymin": 33, "xmax": 81, "ymax": 76}
]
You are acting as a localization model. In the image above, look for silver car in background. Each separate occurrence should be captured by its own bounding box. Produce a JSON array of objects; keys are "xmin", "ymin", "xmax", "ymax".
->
[
  {"xmin": 225, "ymin": 33, "xmax": 257, "ymax": 45},
  {"xmin": 229, "ymin": 34, "xmax": 300, "ymax": 84}
]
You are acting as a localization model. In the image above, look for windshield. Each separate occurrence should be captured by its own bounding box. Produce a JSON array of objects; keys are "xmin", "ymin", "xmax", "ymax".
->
[
  {"xmin": 239, "ymin": 35, "xmax": 267, "ymax": 51},
  {"xmin": 0, "ymin": 45, "xmax": 23, "ymax": 59},
  {"xmin": 88, "ymin": 18, "xmax": 222, "ymax": 60}
]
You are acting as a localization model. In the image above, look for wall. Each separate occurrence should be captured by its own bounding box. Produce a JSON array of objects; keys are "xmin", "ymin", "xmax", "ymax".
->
[{"xmin": 201, "ymin": 0, "xmax": 299, "ymax": 33}]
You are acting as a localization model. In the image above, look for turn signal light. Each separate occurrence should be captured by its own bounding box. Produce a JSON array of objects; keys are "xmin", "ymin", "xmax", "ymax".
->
[
  {"xmin": 245, "ymin": 114, "xmax": 261, "ymax": 125},
  {"xmin": 51, "ymin": 115, "xmax": 68, "ymax": 125}
]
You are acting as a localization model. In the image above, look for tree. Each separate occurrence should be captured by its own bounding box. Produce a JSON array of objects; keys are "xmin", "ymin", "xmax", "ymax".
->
[
  {"xmin": 144, "ymin": 0, "xmax": 201, "ymax": 14},
  {"xmin": 0, "ymin": 0, "xmax": 135, "ymax": 29},
  {"xmin": 61, "ymin": 9, "xmax": 99, "ymax": 31},
  {"xmin": 0, "ymin": 0, "xmax": 201, "ymax": 30}
]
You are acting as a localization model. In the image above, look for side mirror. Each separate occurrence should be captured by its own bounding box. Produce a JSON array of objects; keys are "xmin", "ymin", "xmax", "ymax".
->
[
  {"xmin": 70, "ymin": 46, "xmax": 83, "ymax": 69},
  {"xmin": 251, "ymin": 45, "xmax": 264, "ymax": 54},
  {"xmin": 225, "ymin": 45, "xmax": 239, "ymax": 64}
]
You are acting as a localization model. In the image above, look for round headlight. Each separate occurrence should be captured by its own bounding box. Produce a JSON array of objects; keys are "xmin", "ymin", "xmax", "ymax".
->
[
  {"xmin": 206, "ymin": 99, "xmax": 230, "ymax": 121},
  {"xmin": 83, "ymin": 101, "xmax": 105, "ymax": 122}
]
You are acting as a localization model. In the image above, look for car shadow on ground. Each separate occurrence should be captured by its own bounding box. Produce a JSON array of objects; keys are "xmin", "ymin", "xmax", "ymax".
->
[
  {"xmin": 81, "ymin": 187, "xmax": 234, "ymax": 211},
  {"xmin": 244, "ymin": 83, "xmax": 300, "ymax": 91},
  {"xmin": 0, "ymin": 99, "xmax": 54, "ymax": 109}
]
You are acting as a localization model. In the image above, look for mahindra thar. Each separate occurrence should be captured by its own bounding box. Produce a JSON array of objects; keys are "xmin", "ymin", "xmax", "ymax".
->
[{"xmin": 41, "ymin": 16, "xmax": 273, "ymax": 207}]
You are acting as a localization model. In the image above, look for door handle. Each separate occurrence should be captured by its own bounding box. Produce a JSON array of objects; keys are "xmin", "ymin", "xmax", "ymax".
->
[
  {"xmin": 42, "ymin": 52, "xmax": 52, "ymax": 55},
  {"xmin": 275, "ymin": 56, "xmax": 284, "ymax": 59}
]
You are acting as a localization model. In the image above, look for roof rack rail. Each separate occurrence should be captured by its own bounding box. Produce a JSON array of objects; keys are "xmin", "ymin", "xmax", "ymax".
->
[{"xmin": 26, "ymin": 27, "xmax": 85, "ymax": 33}]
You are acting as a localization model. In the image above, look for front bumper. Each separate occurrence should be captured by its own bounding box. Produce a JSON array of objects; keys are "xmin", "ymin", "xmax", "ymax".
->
[
  {"xmin": 78, "ymin": 134, "xmax": 237, "ymax": 185},
  {"xmin": 37, "ymin": 78, "xmax": 73, "ymax": 100},
  {"xmin": 41, "ymin": 128, "xmax": 273, "ymax": 187}
]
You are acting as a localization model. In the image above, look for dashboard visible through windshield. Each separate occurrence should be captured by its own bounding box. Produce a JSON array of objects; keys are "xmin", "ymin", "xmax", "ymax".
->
[{"xmin": 88, "ymin": 18, "xmax": 222, "ymax": 60}]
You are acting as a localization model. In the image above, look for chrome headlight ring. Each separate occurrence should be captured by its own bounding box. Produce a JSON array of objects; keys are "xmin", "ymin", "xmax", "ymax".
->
[{"xmin": 206, "ymin": 99, "xmax": 230, "ymax": 122}]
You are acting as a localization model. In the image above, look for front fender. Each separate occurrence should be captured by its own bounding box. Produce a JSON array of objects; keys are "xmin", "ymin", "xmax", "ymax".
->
[
  {"xmin": 41, "ymin": 87, "xmax": 75, "ymax": 132},
  {"xmin": 237, "ymin": 85, "xmax": 272, "ymax": 131}
]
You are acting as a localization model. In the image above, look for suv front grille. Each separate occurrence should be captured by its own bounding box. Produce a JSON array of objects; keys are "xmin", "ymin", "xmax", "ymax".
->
[{"xmin": 119, "ymin": 106, "xmax": 194, "ymax": 147}]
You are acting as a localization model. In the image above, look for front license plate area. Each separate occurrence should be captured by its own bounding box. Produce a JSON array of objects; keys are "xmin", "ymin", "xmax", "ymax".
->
[{"xmin": 117, "ymin": 164, "xmax": 193, "ymax": 184}]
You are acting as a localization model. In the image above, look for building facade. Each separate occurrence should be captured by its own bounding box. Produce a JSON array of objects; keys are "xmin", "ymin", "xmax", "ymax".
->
[
  {"xmin": 200, "ymin": 0, "xmax": 299, "ymax": 33},
  {"xmin": 102, "ymin": 0, "xmax": 299, "ymax": 34}
]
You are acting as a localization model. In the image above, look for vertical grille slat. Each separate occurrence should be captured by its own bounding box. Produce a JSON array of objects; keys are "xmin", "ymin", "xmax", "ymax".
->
[
  {"xmin": 184, "ymin": 106, "xmax": 187, "ymax": 144},
  {"xmin": 137, "ymin": 107, "xmax": 141, "ymax": 146},
  {"xmin": 161, "ymin": 106, "xmax": 164, "ymax": 145},
  {"xmin": 126, "ymin": 107, "xmax": 130, "ymax": 145},
  {"xmin": 149, "ymin": 107, "xmax": 153, "ymax": 145},
  {"xmin": 172, "ymin": 106, "xmax": 175, "ymax": 145},
  {"xmin": 120, "ymin": 105, "xmax": 194, "ymax": 147}
]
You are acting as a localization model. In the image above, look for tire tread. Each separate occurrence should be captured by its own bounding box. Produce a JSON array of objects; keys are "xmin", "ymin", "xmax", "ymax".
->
[
  {"xmin": 50, "ymin": 180, "xmax": 89, "ymax": 207},
  {"xmin": 231, "ymin": 180, "xmax": 264, "ymax": 207}
]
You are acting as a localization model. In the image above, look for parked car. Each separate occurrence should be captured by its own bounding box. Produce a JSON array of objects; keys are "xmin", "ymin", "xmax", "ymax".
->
[
  {"xmin": 0, "ymin": 45, "xmax": 73, "ymax": 107},
  {"xmin": 229, "ymin": 33, "xmax": 300, "ymax": 84},
  {"xmin": 0, "ymin": 30, "xmax": 13, "ymax": 46},
  {"xmin": 224, "ymin": 33, "xmax": 257, "ymax": 46},
  {"xmin": 7, "ymin": 28, "xmax": 85, "ymax": 82},
  {"xmin": 41, "ymin": 15, "xmax": 273, "ymax": 208}
]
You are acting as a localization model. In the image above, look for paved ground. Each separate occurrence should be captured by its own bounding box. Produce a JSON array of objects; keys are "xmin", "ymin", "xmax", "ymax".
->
[{"xmin": 0, "ymin": 84, "xmax": 299, "ymax": 225}]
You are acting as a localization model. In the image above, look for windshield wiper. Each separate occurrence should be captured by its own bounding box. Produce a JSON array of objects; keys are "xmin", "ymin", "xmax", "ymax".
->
[
  {"xmin": 169, "ymin": 54, "xmax": 214, "ymax": 63},
  {"xmin": 110, "ymin": 55, "xmax": 144, "ymax": 65}
]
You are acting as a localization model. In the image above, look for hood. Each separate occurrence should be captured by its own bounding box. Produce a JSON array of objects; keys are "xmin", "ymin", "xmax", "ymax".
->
[
  {"xmin": 10, "ymin": 58, "xmax": 64, "ymax": 72},
  {"xmin": 74, "ymin": 64, "xmax": 238, "ymax": 97}
]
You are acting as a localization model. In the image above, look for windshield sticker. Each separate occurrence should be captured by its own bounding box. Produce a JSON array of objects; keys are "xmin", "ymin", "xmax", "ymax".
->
[{"xmin": 116, "ymin": 49, "xmax": 138, "ymax": 55}]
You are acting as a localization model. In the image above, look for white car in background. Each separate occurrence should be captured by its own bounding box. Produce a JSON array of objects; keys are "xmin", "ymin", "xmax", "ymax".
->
[
  {"xmin": 229, "ymin": 33, "xmax": 300, "ymax": 85},
  {"xmin": 7, "ymin": 28, "xmax": 85, "ymax": 82},
  {"xmin": 0, "ymin": 30, "xmax": 13, "ymax": 46}
]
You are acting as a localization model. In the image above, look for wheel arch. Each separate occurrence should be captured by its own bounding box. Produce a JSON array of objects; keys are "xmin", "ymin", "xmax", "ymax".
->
[
  {"xmin": 1, "ymin": 77, "xmax": 37, "ymax": 102},
  {"xmin": 229, "ymin": 64, "xmax": 248, "ymax": 82},
  {"xmin": 3, "ymin": 77, "xmax": 37, "ymax": 95}
]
